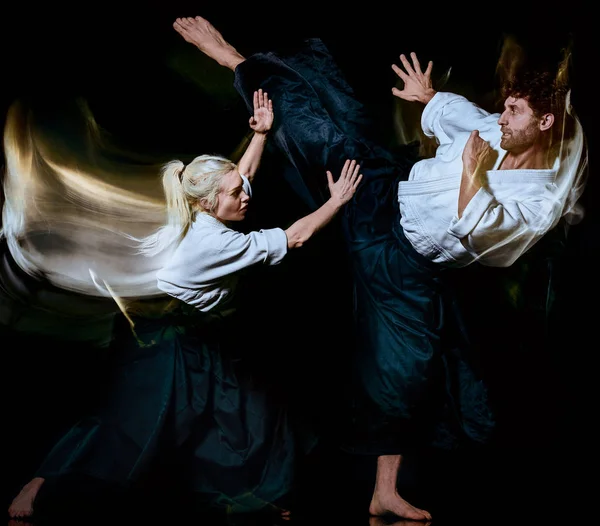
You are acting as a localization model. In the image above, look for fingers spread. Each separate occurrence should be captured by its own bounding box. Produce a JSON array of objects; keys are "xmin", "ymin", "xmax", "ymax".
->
[
  {"xmin": 410, "ymin": 52, "xmax": 422, "ymax": 74},
  {"xmin": 424, "ymin": 60, "xmax": 433, "ymax": 77},
  {"xmin": 392, "ymin": 63, "xmax": 407, "ymax": 81},
  {"xmin": 399, "ymin": 54, "xmax": 416, "ymax": 76}
]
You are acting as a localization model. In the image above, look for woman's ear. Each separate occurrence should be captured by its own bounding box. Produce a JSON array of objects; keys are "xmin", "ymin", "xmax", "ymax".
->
[{"xmin": 199, "ymin": 198, "xmax": 210, "ymax": 212}]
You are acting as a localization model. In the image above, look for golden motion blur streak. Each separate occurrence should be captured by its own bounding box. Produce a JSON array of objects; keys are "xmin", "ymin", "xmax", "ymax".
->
[{"xmin": 1, "ymin": 99, "xmax": 173, "ymax": 300}]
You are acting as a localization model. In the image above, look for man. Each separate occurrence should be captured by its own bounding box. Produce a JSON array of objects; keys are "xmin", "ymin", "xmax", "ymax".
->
[
  {"xmin": 365, "ymin": 47, "xmax": 587, "ymax": 520},
  {"xmin": 392, "ymin": 52, "xmax": 585, "ymax": 268}
]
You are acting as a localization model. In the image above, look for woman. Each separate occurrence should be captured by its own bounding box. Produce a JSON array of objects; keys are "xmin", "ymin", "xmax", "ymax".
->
[{"xmin": 8, "ymin": 88, "xmax": 362, "ymax": 520}]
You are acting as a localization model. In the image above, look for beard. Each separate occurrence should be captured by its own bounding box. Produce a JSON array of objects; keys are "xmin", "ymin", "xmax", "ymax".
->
[{"xmin": 500, "ymin": 120, "xmax": 540, "ymax": 152}]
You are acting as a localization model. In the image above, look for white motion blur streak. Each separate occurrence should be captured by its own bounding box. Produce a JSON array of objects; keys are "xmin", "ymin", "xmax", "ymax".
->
[{"xmin": 1, "ymin": 100, "xmax": 173, "ymax": 299}]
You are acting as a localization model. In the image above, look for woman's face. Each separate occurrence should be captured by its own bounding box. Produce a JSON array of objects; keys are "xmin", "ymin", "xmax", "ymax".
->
[{"xmin": 213, "ymin": 169, "xmax": 250, "ymax": 223}]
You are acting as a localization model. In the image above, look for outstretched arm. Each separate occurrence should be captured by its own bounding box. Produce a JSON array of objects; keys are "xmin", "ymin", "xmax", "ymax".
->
[
  {"xmin": 391, "ymin": 52, "xmax": 437, "ymax": 105},
  {"xmin": 238, "ymin": 89, "xmax": 273, "ymax": 182},
  {"xmin": 285, "ymin": 159, "xmax": 363, "ymax": 249}
]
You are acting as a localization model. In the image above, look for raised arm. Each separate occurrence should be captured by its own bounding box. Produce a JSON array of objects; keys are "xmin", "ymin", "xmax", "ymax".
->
[
  {"xmin": 237, "ymin": 89, "xmax": 273, "ymax": 182},
  {"xmin": 285, "ymin": 159, "xmax": 363, "ymax": 249}
]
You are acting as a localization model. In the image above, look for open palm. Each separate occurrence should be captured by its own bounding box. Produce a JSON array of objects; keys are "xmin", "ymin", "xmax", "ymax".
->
[{"xmin": 249, "ymin": 88, "xmax": 274, "ymax": 133}]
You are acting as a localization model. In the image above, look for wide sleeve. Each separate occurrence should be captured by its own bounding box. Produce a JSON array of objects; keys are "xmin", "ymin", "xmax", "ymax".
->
[
  {"xmin": 421, "ymin": 92, "xmax": 498, "ymax": 147},
  {"xmin": 446, "ymin": 185, "xmax": 562, "ymax": 267},
  {"xmin": 204, "ymin": 227, "xmax": 288, "ymax": 278},
  {"xmin": 156, "ymin": 223, "xmax": 288, "ymax": 311},
  {"xmin": 240, "ymin": 173, "xmax": 253, "ymax": 198}
]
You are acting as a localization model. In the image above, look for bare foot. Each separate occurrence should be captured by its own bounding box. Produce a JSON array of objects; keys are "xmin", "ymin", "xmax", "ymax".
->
[
  {"xmin": 370, "ymin": 516, "xmax": 432, "ymax": 526},
  {"xmin": 173, "ymin": 16, "xmax": 245, "ymax": 71},
  {"xmin": 369, "ymin": 490, "xmax": 432, "ymax": 521},
  {"xmin": 8, "ymin": 477, "xmax": 45, "ymax": 519}
]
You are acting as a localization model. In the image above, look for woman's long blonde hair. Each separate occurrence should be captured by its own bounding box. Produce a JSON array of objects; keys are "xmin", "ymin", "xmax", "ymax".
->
[{"xmin": 137, "ymin": 154, "xmax": 237, "ymax": 256}]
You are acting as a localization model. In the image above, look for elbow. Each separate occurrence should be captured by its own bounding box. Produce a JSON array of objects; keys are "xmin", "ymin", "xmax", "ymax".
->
[
  {"xmin": 287, "ymin": 235, "xmax": 308, "ymax": 250},
  {"xmin": 286, "ymin": 229, "xmax": 312, "ymax": 250}
]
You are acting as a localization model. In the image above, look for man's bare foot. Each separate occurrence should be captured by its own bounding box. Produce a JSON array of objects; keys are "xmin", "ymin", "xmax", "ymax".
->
[
  {"xmin": 369, "ymin": 490, "xmax": 432, "ymax": 521},
  {"xmin": 8, "ymin": 477, "xmax": 45, "ymax": 519},
  {"xmin": 173, "ymin": 16, "xmax": 245, "ymax": 71},
  {"xmin": 369, "ymin": 516, "xmax": 432, "ymax": 526}
]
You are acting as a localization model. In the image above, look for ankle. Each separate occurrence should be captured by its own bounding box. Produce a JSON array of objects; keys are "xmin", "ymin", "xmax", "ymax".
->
[{"xmin": 219, "ymin": 53, "xmax": 245, "ymax": 71}]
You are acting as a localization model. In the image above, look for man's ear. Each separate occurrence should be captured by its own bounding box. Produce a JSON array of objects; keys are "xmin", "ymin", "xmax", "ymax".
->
[{"xmin": 540, "ymin": 113, "xmax": 554, "ymax": 131}]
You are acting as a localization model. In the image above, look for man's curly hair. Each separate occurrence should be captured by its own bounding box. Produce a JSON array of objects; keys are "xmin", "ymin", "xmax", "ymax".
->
[
  {"xmin": 501, "ymin": 67, "xmax": 573, "ymax": 142},
  {"xmin": 501, "ymin": 70, "xmax": 569, "ymax": 119}
]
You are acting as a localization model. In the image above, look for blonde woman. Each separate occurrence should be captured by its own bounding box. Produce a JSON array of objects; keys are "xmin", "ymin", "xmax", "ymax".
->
[{"xmin": 8, "ymin": 88, "xmax": 362, "ymax": 521}]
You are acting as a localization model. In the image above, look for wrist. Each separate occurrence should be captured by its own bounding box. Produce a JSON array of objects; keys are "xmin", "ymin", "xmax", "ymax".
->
[
  {"xmin": 420, "ymin": 89, "xmax": 437, "ymax": 105},
  {"xmin": 326, "ymin": 197, "xmax": 344, "ymax": 212}
]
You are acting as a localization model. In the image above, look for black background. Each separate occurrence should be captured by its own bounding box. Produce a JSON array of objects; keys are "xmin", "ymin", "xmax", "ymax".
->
[{"xmin": 3, "ymin": 1, "xmax": 597, "ymax": 524}]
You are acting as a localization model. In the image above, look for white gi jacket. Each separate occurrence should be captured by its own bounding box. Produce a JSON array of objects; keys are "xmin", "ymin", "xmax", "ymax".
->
[
  {"xmin": 157, "ymin": 175, "xmax": 288, "ymax": 311},
  {"xmin": 398, "ymin": 92, "xmax": 585, "ymax": 267}
]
